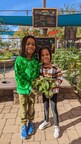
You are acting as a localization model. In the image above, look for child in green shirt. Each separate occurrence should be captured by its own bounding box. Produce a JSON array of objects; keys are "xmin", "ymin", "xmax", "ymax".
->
[{"xmin": 14, "ymin": 35, "xmax": 40, "ymax": 140}]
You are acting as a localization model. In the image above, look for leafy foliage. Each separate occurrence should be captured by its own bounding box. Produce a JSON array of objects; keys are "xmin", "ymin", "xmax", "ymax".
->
[
  {"xmin": 52, "ymin": 48, "xmax": 79, "ymax": 70},
  {"xmin": 32, "ymin": 76, "xmax": 56, "ymax": 98},
  {"xmin": 52, "ymin": 48, "xmax": 81, "ymax": 85}
]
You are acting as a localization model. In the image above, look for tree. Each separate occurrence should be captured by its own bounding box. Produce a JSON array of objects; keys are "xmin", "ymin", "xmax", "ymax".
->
[{"xmin": 14, "ymin": 26, "xmax": 42, "ymax": 39}]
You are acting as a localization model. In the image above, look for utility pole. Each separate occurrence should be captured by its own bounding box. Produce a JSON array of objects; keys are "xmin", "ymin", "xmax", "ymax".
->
[
  {"xmin": 43, "ymin": 0, "xmax": 46, "ymax": 7},
  {"xmin": 42, "ymin": 0, "xmax": 47, "ymax": 36}
]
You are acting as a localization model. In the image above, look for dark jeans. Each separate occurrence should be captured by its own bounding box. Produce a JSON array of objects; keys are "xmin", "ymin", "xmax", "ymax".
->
[{"xmin": 43, "ymin": 93, "xmax": 59, "ymax": 126}]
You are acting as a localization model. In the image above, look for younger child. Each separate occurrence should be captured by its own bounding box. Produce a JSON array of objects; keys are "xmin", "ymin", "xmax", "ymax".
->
[
  {"xmin": 38, "ymin": 47, "xmax": 63, "ymax": 138},
  {"xmin": 14, "ymin": 35, "xmax": 40, "ymax": 139}
]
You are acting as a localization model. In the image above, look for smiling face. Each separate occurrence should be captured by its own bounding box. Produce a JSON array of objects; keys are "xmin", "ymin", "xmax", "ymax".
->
[
  {"xmin": 25, "ymin": 38, "xmax": 36, "ymax": 59},
  {"xmin": 40, "ymin": 48, "xmax": 51, "ymax": 66}
]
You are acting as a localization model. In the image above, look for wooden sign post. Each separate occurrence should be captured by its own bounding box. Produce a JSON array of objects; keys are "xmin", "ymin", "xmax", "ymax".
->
[
  {"xmin": 32, "ymin": 8, "xmax": 57, "ymax": 28},
  {"xmin": 36, "ymin": 37, "xmax": 56, "ymax": 53},
  {"xmin": 32, "ymin": 3, "xmax": 58, "ymax": 53}
]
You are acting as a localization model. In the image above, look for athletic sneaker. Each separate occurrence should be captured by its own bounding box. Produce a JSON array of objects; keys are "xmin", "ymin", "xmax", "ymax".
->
[
  {"xmin": 39, "ymin": 121, "xmax": 51, "ymax": 130},
  {"xmin": 28, "ymin": 122, "xmax": 34, "ymax": 135},
  {"xmin": 21, "ymin": 125, "xmax": 28, "ymax": 139},
  {"xmin": 54, "ymin": 126, "xmax": 60, "ymax": 138}
]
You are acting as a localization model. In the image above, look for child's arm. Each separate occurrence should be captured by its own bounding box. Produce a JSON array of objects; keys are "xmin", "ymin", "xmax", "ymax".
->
[{"xmin": 14, "ymin": 57, "xmax": 28, "ymax": 85}]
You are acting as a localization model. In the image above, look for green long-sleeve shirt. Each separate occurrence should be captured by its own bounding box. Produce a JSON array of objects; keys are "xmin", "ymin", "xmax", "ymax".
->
[{"xmin": 14, "ymin": 55, "xmax": 40, "ymax": 95}]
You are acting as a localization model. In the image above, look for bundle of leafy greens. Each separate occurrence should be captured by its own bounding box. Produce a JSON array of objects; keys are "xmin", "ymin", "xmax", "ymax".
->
[{"xmin": 32, "ymin": 76, "xmax": 56, "ymax": 98}]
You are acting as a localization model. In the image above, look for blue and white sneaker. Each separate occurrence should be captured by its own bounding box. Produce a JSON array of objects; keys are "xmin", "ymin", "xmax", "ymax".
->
[
  {"xmin": 28, "ymin": 122, "xmax": 34, "ymax": 135},
  {"xmin": 21, "ymin": 125, "xmax": 28, "ymax": 139}
]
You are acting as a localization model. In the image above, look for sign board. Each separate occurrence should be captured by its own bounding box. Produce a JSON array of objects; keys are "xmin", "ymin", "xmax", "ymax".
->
[
  {"xmin": 64, "ymin": 27, "xmax": 77, "ymax": 40},
  {"xmin": 33, "ymin": 8, "xmax": 58, "ymax": 28},
  {"xmin": 36, "ymin": 37, "xmax": 56, "ymax": 54}
]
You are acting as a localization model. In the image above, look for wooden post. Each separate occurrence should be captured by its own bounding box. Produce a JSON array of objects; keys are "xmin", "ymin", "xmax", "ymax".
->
[
  {"xmin": 43, "ymin": 0, "xmax": 46, "ymax": 7},
  {"xmin": 42, "ymin": 0, "xmax": 47, "ymax": 36}
]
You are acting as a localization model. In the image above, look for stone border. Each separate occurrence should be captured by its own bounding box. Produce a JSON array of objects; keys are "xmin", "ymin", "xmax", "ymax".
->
[
  {"xmin": 0, "ymin": 77, "xmax": 74, "ymax": 104},
  {"xmin": 0, "ymin": 77, "xmax": 17, "ymax": 103}
]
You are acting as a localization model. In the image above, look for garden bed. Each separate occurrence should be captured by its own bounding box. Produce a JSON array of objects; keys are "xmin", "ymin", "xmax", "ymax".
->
[{"xmin": 0, "ymin": 59, "xmax": 15, "ymax": 69}]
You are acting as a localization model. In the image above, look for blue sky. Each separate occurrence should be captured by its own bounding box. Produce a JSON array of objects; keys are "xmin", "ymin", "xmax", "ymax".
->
[
  {"xmin": 0, "ymin": 0, "xmax": 81, "ymax": 16},
  {"xmin": 0, "ymin": 0, "xmax": 81, "ymax": 34}
]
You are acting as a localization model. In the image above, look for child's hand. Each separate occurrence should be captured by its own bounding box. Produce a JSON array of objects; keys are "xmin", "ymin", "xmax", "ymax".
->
[
  {"xmin": 32, "ymin": 88, "xmax": 37, "ymax": 95},
  {"xmin": 55, "ymin": 80, "xmax": 61, "ymax": 86},
  {"xmin": 35, "ymin": 78, "xmax": 39, "ymax": 81}
]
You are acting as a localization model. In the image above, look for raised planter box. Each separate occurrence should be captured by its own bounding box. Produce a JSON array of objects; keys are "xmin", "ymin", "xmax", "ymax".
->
[
  {"xmin": 0, "ymin": 77, "xmax": 16, "ymax": 103},
  {"xmin": 0, "ymin": 59, "xmax": 15, "ymax": 69},
  {"xmin": 0, "ymin": 77, "xmax": 74, "ymax": 104}
]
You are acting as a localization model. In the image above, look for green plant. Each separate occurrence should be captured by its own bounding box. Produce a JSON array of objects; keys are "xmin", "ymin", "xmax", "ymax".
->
[
  {"xmin": 0, "ymin": 52, "xmax": 13, "ymax": 60},
  {"xmin": 32, "ymin": 76, "xmax": 56, "ymax": 98},
  {"xmin": 66, "ymin": 51, "xmax": 81, "ymax": 85},
  {"xmin": 52, "ymin": 48, "xmax": 81, "ymax": 85},
  {"xmin": 52, "ymin": 48, "xmax": 79, "ymax": 70}
]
